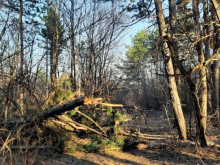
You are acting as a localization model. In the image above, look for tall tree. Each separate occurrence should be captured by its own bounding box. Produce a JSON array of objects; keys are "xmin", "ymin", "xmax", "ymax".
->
[
  {"xmin": 120, "ymin": 29, "xmax": 158, "ymax": 106},
  {"xmin": 192, "ymin": 0, "xmax": 208, "ymax": 146},
  {"xmin": 125, "ymin": 29, "xmax": 149, "ymax": 91},
  {"xmin": 169, "ymin": 0, "xmax": 181, "ymax": 93},
  {"xmin": 70, "ymin": 0, "xmax": 76, "ymax": 90},
  {"xmin": 203, "ymin": 0, "xmax": 212, "ymax": 112},
  {"xmin": 42, "ymin": 4, "xmax": 64, "ymax": 88},
  {"xmin": 211, "ymin": 0, "xmax": 220, "ymax": 125},
  {"xmin": 154, "ymin": 0, "xmax": 187, "ymax": 140},
  {"xmin": 19, "ymin": 0, "xmax": 24, "ymax": 114},
  {"xmin": 165, "ymin": 0, "xmax": 209, "ymax": 146}
]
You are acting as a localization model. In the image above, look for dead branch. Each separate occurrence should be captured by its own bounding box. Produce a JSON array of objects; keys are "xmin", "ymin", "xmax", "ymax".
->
[
  {"xmin": 51, "ymin": 115, "xmax": 106, "ymax": 137},
  {"xmin": 10, "ymin": 145, "xmax": 51, "ymax": 151},
  {"xmin": 65, "ymin": 119, "xmax": 104, "ymax": 136},
  {"xmin": 75, "ymin": 110, "xmax": 107, "ymax": 137},
  {"xmin": 83, "ymin": 97, "xmax": 138, "ymax": 109}
]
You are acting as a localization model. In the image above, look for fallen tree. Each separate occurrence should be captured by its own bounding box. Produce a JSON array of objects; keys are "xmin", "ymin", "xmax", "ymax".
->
[
  {"xmin": 1, "ymin": 96, "xmax": 85, "ymax": 126},
  {"xmin": 0, "ymin": 96, "xmax": 138, "ymax": 137},
  {"xmin": 0, "ymin": 96, "xmax": 109, "ymax": 137}
]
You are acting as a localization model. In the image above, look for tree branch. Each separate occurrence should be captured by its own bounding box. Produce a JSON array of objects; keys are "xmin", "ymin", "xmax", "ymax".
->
[
  {"xmin": 211, "ymin": 0, "xmax": 220, "ymax": 21},
  {"xmin": 191, "ymin": 48, "xmax": 220, "ymax": 72}
]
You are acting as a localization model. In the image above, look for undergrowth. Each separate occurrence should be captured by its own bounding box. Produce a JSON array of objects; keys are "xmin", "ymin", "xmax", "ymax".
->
[
  {"xmin": 0, "ymin": 86, "xmax": 129, "ymax": 164},
  {"xmin": 41, "ymin": 88, "xmax": 128, "ymax": 154}
]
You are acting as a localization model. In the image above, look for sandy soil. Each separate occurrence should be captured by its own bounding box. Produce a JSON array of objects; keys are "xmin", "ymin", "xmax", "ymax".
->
[{"xmin": 1, "ymin": 109, "xmax": 220, "ymax": 165}]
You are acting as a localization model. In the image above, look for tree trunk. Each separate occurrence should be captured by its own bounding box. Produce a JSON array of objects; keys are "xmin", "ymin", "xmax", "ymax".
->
[
  {"xmin": 75, "ymin": 43, "xmax": 82, "ymax": 96},
  {"xmin": 19, "ymin": 0, "xmax": 24, "ymax": 114},
  {"xmin": 203, "ymin": 0, "xmax": 212, "ymax": 113},
  {"xmin": 169, "ymin": 0, "xmax": 182, "ymax": 129},
  {"xmin": 154, "ymin": 0, "xmax": 187, "ymax": 140},
  {"xmin": 51, "ymin": 50, "xmax": 57, "ymax": 88},
  {"xmin": 213, "ymin": 52, "xmax": 219, "ymax": 125},
  {"xmin": 193, "ymin": 0, "xmax": 208, "ymax": 147},
  {"xmin": 70, "ymin": 0, "xmax": 76, "ymax": 90},
  {"xmin": 212, "ymin": 2, "xmax": 220, "ymax": 125},
  {"xmin": 211, "ymin": 0, "xmax": 220, "ymax": 21},
  {"xmin": 46, "ymin": 39, "xmax": 49, "ymax": 99},
  {"xmin": 50, "ymin": 4, "xmax": 60, "ymax": 88}
]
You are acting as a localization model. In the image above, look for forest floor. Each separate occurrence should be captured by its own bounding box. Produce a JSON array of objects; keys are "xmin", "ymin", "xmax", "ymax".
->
[{"xmin": 2, "ymin": 109, "xmax": 220, "ymax": 165}]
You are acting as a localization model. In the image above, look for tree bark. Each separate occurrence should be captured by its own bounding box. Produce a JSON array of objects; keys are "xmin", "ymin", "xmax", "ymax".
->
[
  {"xmin": 19, "ymin": 0, "xmax": 24, "ymax": 114},
  {"xmin": 211, "ymin": 2, "xmax": 220, "ymax": 125},
  {"xmin": 213, "ymin": 52, "xmax": 219, "ymax": 125},
  {"xmin": 169, "ymin": 0, "xmax": 182, "ymax": 129},
  {"xmin": 70, "ymin": 0, "xmax": 76, "ymax": 90},
  {"xmin": 203, "ymin": 0, "xmax": 212, "ymax": 112},
  {"xmin": 51, "ymin": 50, "xmax": 58, "ymax": 88},
  {"xmin": 48, "ymin": 2, "xmax": 60, "ymax": 88},
  {"xmin": 193, "ymin": 0, "xmax": 208, "ymax": 147},
  {"xmin": 46, "ymin": 39, "xmax": 49, "ymax": 99},
  {"xmin": 154, "ymin": 0, "xmax": 187, "ymax": 140},
  {"xmin": 211, "ymin": 0, "xmax": 220, "ymax": 21}
]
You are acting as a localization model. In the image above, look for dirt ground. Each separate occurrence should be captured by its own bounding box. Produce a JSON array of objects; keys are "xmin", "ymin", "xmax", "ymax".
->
[{"xmin": 1, "ymin": 109, "xmax": 220, "ymax": 165}]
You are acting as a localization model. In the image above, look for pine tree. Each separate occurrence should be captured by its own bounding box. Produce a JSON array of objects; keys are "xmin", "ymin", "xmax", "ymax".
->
[{"xmin": 42, "ymin": 5, "xmax": 64, "ymax": 88}]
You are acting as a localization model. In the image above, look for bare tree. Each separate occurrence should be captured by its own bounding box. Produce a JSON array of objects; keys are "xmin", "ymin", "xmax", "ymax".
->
[{"xmin": 18, "ymin": 0, "xmax": 24, "ymax": 114}]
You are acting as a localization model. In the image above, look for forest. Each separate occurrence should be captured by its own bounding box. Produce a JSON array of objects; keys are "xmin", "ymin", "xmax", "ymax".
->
[{"xmin": 0, "ymin": 0, "xmax": 219, "ymax": 164}]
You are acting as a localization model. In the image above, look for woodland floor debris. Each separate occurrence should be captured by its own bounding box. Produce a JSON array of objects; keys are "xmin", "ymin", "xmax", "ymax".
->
[{"xmin": 1, "ymin": 108, "xmax": 219, "ymax": 165}]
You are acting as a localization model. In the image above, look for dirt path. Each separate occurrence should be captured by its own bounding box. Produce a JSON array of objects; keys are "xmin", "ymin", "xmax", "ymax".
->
[{"xmin": 4, "ymin": 109, "xmax": 220, "ymax": 165}]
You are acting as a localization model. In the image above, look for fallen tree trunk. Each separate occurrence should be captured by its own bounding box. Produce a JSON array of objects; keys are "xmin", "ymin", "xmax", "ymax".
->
[
  {"xmin": 1, "ymin": 96, "xmax": 135, "ymax": 137},
  {"xmin": 36, "ymin": 96, "xmax": 85, "ymax": 123},
  {"xmin": 1, "ymin": 96, "xmax": 85, "ymax": 126},
  {"xmin": 1, "ymin": 96, "xmax": 110, "ymax": 136}
]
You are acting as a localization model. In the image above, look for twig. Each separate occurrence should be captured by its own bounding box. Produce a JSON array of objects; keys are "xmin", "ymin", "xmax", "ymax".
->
[
  {"xmin": 51, "ymin": 117, "xmax": 105, "ymax": 137},
  {"xmin": 9, "ymin": 146, "xmax": 51, "ymax": 150},
  {"xmin": 75, "ymin": 109, "xmax": 107, "ymax": 137}
]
